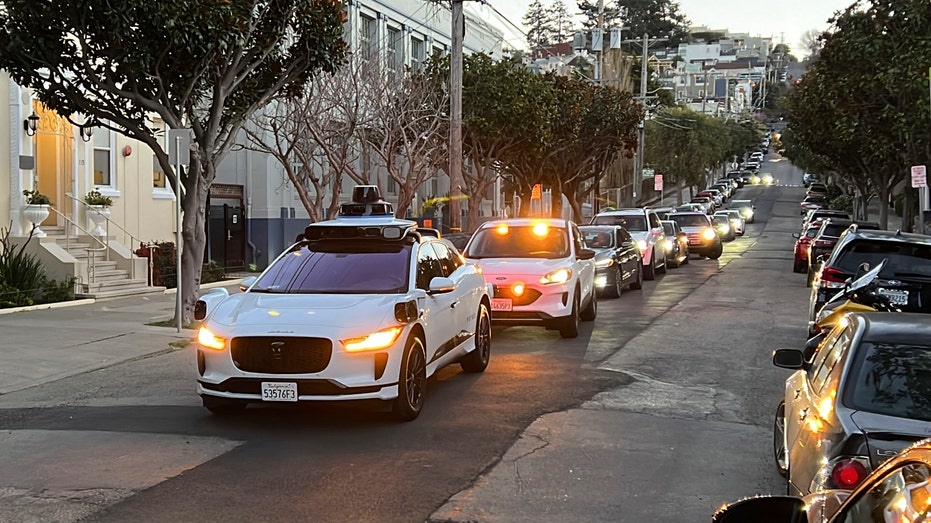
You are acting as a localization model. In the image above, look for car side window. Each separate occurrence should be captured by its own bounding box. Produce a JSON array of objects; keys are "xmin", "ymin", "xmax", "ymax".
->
[
  {"xmin": 431, "ymin": 241, "xmax": 461, "ymax": 277},
  {"xmin": 416, "ymin": 243, "xmax": 444, "ymax": 290},
  {"xmin": 649, "ymin": 212, "xmax": 661, "ymax": 229},
  {"xmin": 572, "ymin": 224, "xmax": 585, "ymax": 255},
  {"xmin": 810, "ymin": 327, "xmax": 854, "ymax": 394},
  {"xmin": 619, "ymin": 229, "xmax": 632, "ymax": 245},
  {"xmin": 836, "ymin": 461, "xmax": 931, "ymax": 522}
]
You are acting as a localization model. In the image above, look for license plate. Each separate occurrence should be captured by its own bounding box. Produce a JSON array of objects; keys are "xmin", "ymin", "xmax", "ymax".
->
[
  {"xmin": 491, "ymin": 298, "xmax": 513, "ymax": 312},
  {"xmin": 261, "ymin": 382, "xmax": 298, "ymax": 402},
  {"xmin": 878, "ymin": 288, "xmax": 909, "ymax": 305}
]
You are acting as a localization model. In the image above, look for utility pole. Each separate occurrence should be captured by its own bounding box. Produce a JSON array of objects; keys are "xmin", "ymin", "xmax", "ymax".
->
[
  {"xmin": 592, "ymin": 0, "xmax": 605, "ymax": 216},
  {"xmin": 633, "ymin": 31, "xmax": 649, "ymax": 207},
  {"xmin": 449, "ymin": 0, "xmax": 464, "ymax": 232}
]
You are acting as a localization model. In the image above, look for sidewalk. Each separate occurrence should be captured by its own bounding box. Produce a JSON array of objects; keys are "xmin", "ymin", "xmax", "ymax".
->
[{"xmin": 0, "ymin": 280, "xmax": 241, "ymax": 395}]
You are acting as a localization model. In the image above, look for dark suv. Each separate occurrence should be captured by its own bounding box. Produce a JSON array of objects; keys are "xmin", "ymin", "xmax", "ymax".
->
[
  {"xmin": 806, "ymin": 219, "xmax": 881, "ymax": 286},
  {"xmin": 808, "ymin": 226, "xmax": 931, "ymax": 333}
]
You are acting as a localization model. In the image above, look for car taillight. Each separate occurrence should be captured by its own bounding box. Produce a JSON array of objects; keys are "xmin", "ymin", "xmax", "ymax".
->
[
  {"xmin": 814, "ymin": 240, "xmax": 832, "ymax": 247},
  {"xmin": 830, "ymin": 459, "xmax": 869, "ymax": 489},
  {"xmin": 820, "ymin": 267, "xmax": 848, "ymax": 284}
]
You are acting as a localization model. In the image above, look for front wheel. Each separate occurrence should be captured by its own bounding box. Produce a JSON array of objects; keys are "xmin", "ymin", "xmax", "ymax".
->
[
  {"xmin": 643, "ymin": 252, "xmax": 656, "ymax": 280},
  {"xmin": 667, "ymin": 249, "xmax": 680, "ymax": 269},
  {"xmin": 460, "ymin": 303, "xmax": 491, "ymax": 373},
  {"xmin": 559, "ymin": 294, "xmax": 580, "ymax": 338},
  {"xmin": 392, "ymin": 336, "xmax": 427, "ymax": 421},
  {"xmin": 604, "ymin": 268, "xmax": 622, "ymax": 298},
  {"xmin": 580, "ymin": 286, "xmax": 597, "ymax": 321},
  {"xmin": 657, "ymin": 252, "xmax": 667, "ymax": 274},
  {"xmin": 708, "ymin": 243, "xmax": 723, "ymax": 260},
  {"xmin": 629, "ymin": 266, "xmax": 643, "ymax": 290},
  {"xmin": 774, "ymin": 400, "xmax": 788, "ymax": 477}
]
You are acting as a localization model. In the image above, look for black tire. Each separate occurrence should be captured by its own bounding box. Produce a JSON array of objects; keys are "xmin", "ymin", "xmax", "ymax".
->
[
  {"xmin": 708, "ymin": 243, "xmax": 723, "ymax": 260},
  {"xmin": 643, "ymin": 254, "xmax": 656, "ymax": 281},
  {"xmin": 792, "ymin": 259, "xmax": 805, "ymax": 273},
  {"xmin": 682, "ymin": 248, "xmax": 690, "ymax": 265},
  {"xmin": 657, "ymin": 252, "xmax": 667, "ymax": 274},
  {"xmin": 774, "ymin": 400, "xmax": 788, "ymax": 477},
  {"xmin": 392, "ymin": 336, "xmax": 427, "ymax": 421},
  {"xmin": 580, "ymin": 287, "xmax": 597, "ymax": 321},
  {"xmin": 202, "ymin": 395, "xmax": 247, "ymax": 415},
  {"xmin": 604, "ymin": 268, "xmax": 622, "ymax": 298},
  {"xmin": 559, "ymin": 294, "xmax": 580, "ymax": 338},
  {"xmin": 629, "ymin": 266, "xmax": 643, "ymax": 290},
  {"xmin": 460, "ymin": 304, "xmax": 491, "ymax": 373},
  {"xmin": 667, "ymin": 249, "xmax": 680, "ymax": 269}
]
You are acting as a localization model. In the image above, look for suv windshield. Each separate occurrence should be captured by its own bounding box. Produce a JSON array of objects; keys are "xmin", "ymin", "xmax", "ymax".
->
[
  {"xmin": 835, "ymin": 240, "xmax": 931, "ymax": 278},
  {"xmin": 465, "ymin": 224, "xmax": 570, "ymax": 259},
  {"xmin": 846, "ymin": 342, "xmax": 931, "ymax": 421},
  {"xmin": 591, "ymin": 215, "xmax": 646, "ymax": 231},
  {"xmin": 670, "ymin": 214, "xmax": 710, "ymax": 227},
  {"xmin": 252, "ymin": 241, "xmax": 411, "ymax": 294}
]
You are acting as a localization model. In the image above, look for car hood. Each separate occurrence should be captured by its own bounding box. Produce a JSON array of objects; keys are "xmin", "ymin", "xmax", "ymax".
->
[
  {"xmin": 206, "ymin": 293, "xmax": 394, "ymax": 328},
  {"xmin": 468, "ymin": 257, "xmax": 574, "ymax": 277},
  {"xmin": 626, "ymin": 231, "xmax": 649, "ymax": 241},
  {"xmin": 850, "ymin": 411, "xmax": 931, "ymax": 467}
]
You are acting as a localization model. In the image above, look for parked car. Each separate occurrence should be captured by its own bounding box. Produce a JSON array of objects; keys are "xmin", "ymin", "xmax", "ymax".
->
[
  {"xmin": 803, "ymin": 209, "xmax": 851, "ymax": 230},
  {"xmin": 714, "ymin": 209, "xmax": 745, "ymax": 236},
  {"xmin": 667, "ymin": 212, "xmax": 722, "ymax": 259},
  {"xmin": 727, "ymin": 199, "xmax": 756, "ymax": 223},
  {"xmin": 590, "ymin": 208, "xmax": 668, "ymax": 280},
  {"xmin": 803, "ymin": 172, "xmax": 821, "ymax": 188},
  {"xmin": 808, "ymin": 226, "xmax": 931, "ymax": 333},
  {"xmin": 660, "ymin": 220, "xmax": 689, "ymax": 268},
  {"xmin": 806, "ymin": 220, "xmax": 881, "ymax": 287},
  {"xmin": 801, "ymin": 194, "xmax": 829, "ymax": 215},
  {"xmin": 807, "ymin": 182, "xmax": 829, "ymax": 197},
  {"xmin": 194, "ymin": 191, "xmax": 492, "ymax": 420},
  {"xmin": 690, "ymin": 196, "xmax": 716, "ymax": 214},
  {"xmin": 463, "ymin": 218, "xmax": 597, "ymax": 339},
  {"xmin": 579, "ymin": 225, "xmax": 643, "ymax": 298},
  {"xmin": 697, "ymin": 189, "xmax": 725, "ymax": 207},
  {"xmin": 713, "ymin": 214, "xmax": 735, "ymax": 241},
  {"xmin": 773, "ymin": 313, "xmax": 931, "ymax": 498},
  {"xmin": 715, "ymin": 438, "xmax": 931, "ymax": 522},
  {"xmin": 675, "ymin": 203, "xmax": 705, "ymax": 213},
  {"xmin": 793, "ymin": 222, "xmax": 823, "ymax": 273}
]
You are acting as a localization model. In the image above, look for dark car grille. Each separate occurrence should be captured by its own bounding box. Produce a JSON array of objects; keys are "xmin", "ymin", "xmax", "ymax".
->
[
  {"xmin": 230, "ymin": 336, "xmax": 332, "ymax": 374},
  {"xmin": 493, "ymin": 285, "xmax": 542, "ymax": 306}
]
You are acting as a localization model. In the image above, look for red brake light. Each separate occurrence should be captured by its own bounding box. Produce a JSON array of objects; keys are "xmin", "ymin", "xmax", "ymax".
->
[
  {"xmin": 820, "ymin": 267, "xmax": 848, "ymax": 283},
  {"xmin": 831, "ymin": 459, "xmax": 868, "ymax": 489}
]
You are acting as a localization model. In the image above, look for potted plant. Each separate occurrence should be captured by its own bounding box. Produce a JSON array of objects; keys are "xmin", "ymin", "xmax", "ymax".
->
[
  {"xmin": 84, "ymin": 189, "xmax": 113, "ymax": 236},
  {"xmin": 22, "ymin": 189, "xmax": 52, "ymax": 237}
]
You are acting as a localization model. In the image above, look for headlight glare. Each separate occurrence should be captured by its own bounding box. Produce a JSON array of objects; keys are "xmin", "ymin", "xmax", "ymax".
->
[
  {"xmin": 702, "ymin": 228, "xmax": 717, "ymax": 240},
  {"xmin": 636, "ymin": 239, "xmax": 648, "ymax": 253},
  {"xmin": 540, "ymin": 268, "xmax": 572, "ymax": 285},
  {"xmin": 342, "ymin": 326, "xmax": 403, "ymax": 352},
  {"xmin": 197, "ymin": 326, "xmax": 227, "ymax": 350},
  {"xmin": 595, "ymin": 258, "xmax": 615, "ymax": 268}
]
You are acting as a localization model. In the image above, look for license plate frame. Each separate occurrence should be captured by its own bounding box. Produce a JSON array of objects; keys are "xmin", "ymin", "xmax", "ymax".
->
[
  {"xmin": 261, "ymin": 381, "xmax": 298, "ymax": 402},
  {"xmin": 878, "ymin": 288, "xmax": 908, "ymax": 306},
  {"xmin": 491, "ymin": 298, "xmax": 513, "ymax": 312}
]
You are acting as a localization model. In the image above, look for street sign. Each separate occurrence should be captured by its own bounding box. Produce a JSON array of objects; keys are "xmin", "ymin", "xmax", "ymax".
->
[
  {"xmin": 168, "ymin": 128, "xmax": 192, "ymax": 165},
  {"xmin": 531, "ymin": 183, "xmax": 542, "ymax": 200},
  {"xmin": 912, "ymin": 165, "xmax": 927, "ymax": 188},
  {"xmin": 654, "ymin": 174, "xmax": 663, "ymax": 192},
  {"xmin": 642, "ymin": 168, "xmax": 654, "ymax": 179}
]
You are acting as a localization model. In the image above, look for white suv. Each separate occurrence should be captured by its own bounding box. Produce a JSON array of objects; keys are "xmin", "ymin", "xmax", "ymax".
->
[
  {"xmin": 463, "ymin": 219, "xmax": 596, "ymax": 339},
  {"xmin": 590, "ymin": 208, "xmax": 667, "ymax": 280}
]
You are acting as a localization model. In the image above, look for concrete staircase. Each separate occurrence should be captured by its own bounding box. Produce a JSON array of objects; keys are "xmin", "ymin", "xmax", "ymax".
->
[{"xmin": 41, "ymin": 226, "xmax": 165, "ymax": 299}]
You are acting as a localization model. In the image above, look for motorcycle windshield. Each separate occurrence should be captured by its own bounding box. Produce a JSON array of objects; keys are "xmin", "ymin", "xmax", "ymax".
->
[{"xmin": 824, "ymin": 259, "xmax": 887, "ymax": 308}]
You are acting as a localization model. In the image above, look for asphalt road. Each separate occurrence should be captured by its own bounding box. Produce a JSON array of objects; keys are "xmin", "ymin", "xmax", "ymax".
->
[{"xmin": 0, "ymin": 153, "xmax": 809, "ymax": 522}]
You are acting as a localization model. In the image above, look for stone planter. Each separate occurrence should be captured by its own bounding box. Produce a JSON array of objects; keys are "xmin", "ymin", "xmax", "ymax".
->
[
  {"xmin": 87, "ymin": 205, "xmax": 111, "ymax": 236},
  {"xmin": 22, "ymin": 204, "xmax": 50, "ymax": 237}
]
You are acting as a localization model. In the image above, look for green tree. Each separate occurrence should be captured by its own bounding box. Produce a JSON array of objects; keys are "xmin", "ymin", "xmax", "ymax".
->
[
  {"xmin": 580, "ymin": 0, "xmax": 690, "ymax": 46},
  {"xmin": 548, "ymin": 0, "xmax": 576, "ymax": 43},
  {"xmin": 0, "ymin": 0, "xmax": 347, "ymax": 323},
  {"xmin": 523, "ymin": 0, "xmax": 556, "ymax": 48}
]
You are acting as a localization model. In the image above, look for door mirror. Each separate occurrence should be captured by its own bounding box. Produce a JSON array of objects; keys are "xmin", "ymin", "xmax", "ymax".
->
[
  {"xmin": 239, "ymin": 276, "xmax": 257, "ymax": 292},
  {"xmin": 712, "ymin": 496, "xmax": 806, "ymax": 523},
  {"xmin": 773, "ymin": 349, "xmax": 805, "ymax": 369},
  {"xmin": 577, "ymin": 248, "xmax": 596, "ymax": 260},
  {"xmin": 428, "ymin": 276, "xmax": 456, "ymax": 294},
  {"xmin": 792, "ymin": 232, "xmax": 800, "ymax": 239}
]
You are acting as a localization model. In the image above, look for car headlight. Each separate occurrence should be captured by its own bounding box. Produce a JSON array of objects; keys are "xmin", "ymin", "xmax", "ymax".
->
[
  {"xmin": 342, "ymin": 326, "xmax": 403, "ymax": 353},
  {"xmin": 635, "ymin": 239, "xmax": 647, "ymax": 253},
  {"xmin": 197, "ymin": 326, "xmax": 227, "ymax": 351},
  {"xmin": 702, "ymin": 228, "xmax": 717, "ymax": 240},
  {"xmin": 540, "ymin": 268, "xmax": 572, "ymax": 285},
  {"xmin": 664, "ymin": 239, "xmax": 674, "ymax": 251},
  {"xmin": 595, "ymin": 258, "xmax": 615, "ymax": 268}
]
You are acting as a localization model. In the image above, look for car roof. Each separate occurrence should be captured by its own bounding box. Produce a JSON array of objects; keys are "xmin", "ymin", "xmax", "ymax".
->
[
  {"xmin": 668, "ymin": 211, "xmax": 707, "ymax": 217},
  {"xmin": 843, "ymin": 228, "xmax": 931, "ymax": 246},
  {"xmin": 594, "ymin": 208, "xmax": 650, "ymax": 216},
  {"xmin": 852, "ymin": 312, "xmax": 931, "ymax": 344}
]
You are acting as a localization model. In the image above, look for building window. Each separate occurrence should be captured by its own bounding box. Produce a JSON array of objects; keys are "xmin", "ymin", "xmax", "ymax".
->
[
  {"xmin": 153, "ymin": 158, "xmax": 167, "ymax": 189},
  {"xmin": 387, "ymin": 176, "xmax": 397, "ymax": 194},
  {"xmin": 93, "ymin": 128, "xmax": 113, "ymax": 187},
  {"xmin": 360, "ymin": 15, "xmax": 377, "ymax": 61},
  {"xmin": 387, "ymin": 26, "xmax": 402, "ymax": 75},
  {"xmin": 410, "ymin": 37, "xmax": 424, "ymax": 70}
]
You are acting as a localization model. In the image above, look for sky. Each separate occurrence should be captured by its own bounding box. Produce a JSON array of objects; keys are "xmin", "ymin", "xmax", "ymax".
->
[{"xmin": 480, "ymin": 0, "xmax": 855, "ymax": 56}]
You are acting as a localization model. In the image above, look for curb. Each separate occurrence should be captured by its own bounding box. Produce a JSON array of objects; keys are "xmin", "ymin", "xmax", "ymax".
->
[{"xmin": 0, "ymin": 298, "xmax": 97, "ymax": 316}]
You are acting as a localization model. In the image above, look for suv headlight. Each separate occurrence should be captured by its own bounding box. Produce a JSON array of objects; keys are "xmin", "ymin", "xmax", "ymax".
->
[
  {"xmin": 595, "ymin": 258, "xmax": 615, "ymax": 268},
  {"xmin": 197, "ymin": 326, "xmax": 227, "ymax": 351},
  {"xmin": 540, "ymin": 268, "xmax": 572, "ymax": 285},
  {"xmin": 702, "ymin": 228, "xmax": 717, "ymax": 240},
  {"xmin": 635, "ymin": 239, "xmax": 648, "ymax": 253}
]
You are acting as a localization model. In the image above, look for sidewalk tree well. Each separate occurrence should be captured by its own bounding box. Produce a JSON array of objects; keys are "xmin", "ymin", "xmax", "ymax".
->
[{"xmin": 0, "ymin": 0, "xmax": 347, "ymax": 323}]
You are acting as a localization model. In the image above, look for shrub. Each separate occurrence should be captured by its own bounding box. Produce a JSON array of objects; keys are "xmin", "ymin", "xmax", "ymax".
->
[
  {"xmin": 138, "ymin": 241, "xmax": 227, "ymax": 288},
  {"xmin": 84, "ymin": 189, "xmax": 113, "ymax": 206},
  {"xmin": 0, "ymin": 222, "xmax": 76, "ymax": 308},
  {"xmin": 22, "ymin": 189, "xmax": 52, "ymax": 205},
  {"xmin": 831, "ymin": 194, "xmax": 854, "ymax": 214}
]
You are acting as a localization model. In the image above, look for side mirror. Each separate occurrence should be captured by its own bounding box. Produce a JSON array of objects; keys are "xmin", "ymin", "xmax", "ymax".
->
[
  {"xmin": 428, "ymin": 276, "xmax": 456, "ymax": 294},
  {"xmin": 194, "ymin": 300, "xmax": 207, "ymax": 321},
  {"xmin": 712, "ymin": 496, "xmax": 806, "ymax": 523},
  {"xmin": 792, "ymin": 232, "xmax": 800, "ymax": 239},
  {"xmin": 773, "ymin": 349, "xmax": 805, "ymax": 369},
  {"xmin": 240, "ymin": 276, "xmax": 257, "ymax": 292},
  {"xmin": 577, "ymin": 248, "xmax": 596, "ymax": 260}
]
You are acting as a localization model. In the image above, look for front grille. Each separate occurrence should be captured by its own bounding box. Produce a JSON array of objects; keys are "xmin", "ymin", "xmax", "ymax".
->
[
  {"xmin": 493, "ymin": 285, "xmax": 542, "ymax": 306},
  {"xmin": 230, "ymin": 336, "xmax": 332, "ymax": 374},
  {"xmin": 200, "ymin": 378, "xmax": 384, "ymax": 396}
]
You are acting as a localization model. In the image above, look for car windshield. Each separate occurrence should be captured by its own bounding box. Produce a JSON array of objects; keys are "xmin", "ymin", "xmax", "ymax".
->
[
  {"xmin": 251, "ymin": 241, "xmax": 411, "ymax": 294},
  {"xmin": 835, "ymin": 240, "xmax": 931, "ymax": 278},
  {"xmin": 465, "ymin": 224, "xmax": 570, "ymax": 259},
  {"xmin": 581, "ymin": 229, "xmax": 614, "ymax": 248},
  {"xmin": 591, "ymin": 215, "xmax": 646, "ymax": 231},
  {"xmin": 670, "ymin": 214, "xmax": 709, "ymax": 227},
  {"xmin": 846, "ymin": 342, "xmax": 931, "ymax": 421}
]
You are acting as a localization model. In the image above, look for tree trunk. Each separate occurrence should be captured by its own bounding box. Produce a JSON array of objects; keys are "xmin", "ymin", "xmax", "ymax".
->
[
  {"xmin": 877, "ymin": 184, "xmax": 889, "ymax": 230},
  {"xmin": 903, "ymin": 189, "xmax": 915, "ymax": 233},
  {"xmin": 466, "ymin": 193, "xmax": 482, "ymax": 233},
  {"xmin": 179, "ymin": 167, "xmax": 210, "ymax": 326}
]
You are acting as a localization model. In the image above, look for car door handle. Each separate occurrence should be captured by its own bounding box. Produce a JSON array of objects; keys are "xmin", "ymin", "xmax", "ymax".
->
[
  {"xmin": 794, "ymin": 389, "xmax": 801, "ymax": 400},
  {"xmin": 450, "ymin": 300, "xmax": 459, "ymax": 309},
  {"xmin": 799, "ymin": 408, "xmax": 809, "ymax": 422}
]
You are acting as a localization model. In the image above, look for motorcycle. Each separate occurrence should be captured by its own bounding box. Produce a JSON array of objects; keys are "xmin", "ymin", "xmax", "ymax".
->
[{"xmin": 804, "ymin": 259, "xmax": 899, "ymax": 359}]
